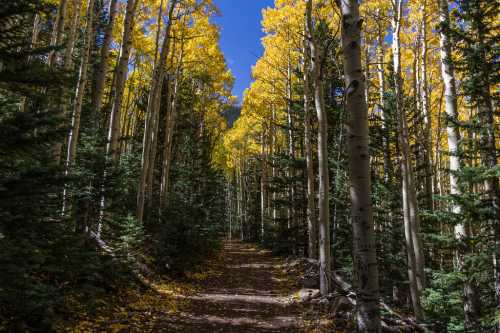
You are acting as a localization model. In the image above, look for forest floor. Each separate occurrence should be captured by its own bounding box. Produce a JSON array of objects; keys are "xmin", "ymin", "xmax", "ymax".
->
[
  {"xmin": 155, "ymin": 240, "xmax": 305, "ymax": 332},
  {"xmin": 68, "ymin": 241, "xmax": 307, "ymax": 332}
]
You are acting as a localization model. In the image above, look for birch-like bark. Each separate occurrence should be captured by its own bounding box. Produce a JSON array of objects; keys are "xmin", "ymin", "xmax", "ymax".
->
[
  {"xmin": 107, "ymin": 0, "xmax": 139, "ymax": 161},
  {"xmin": 52, "ymin": 0, "xmax": 82, "ymax": 163},
  {"xmin": 307, "ymin": 0, "xmax": 331, "ymax": 296},
  {"xmin": 286, "ymin": 59, "xmax": 295, "ymax": 231},
  {"xmin": 260, "ymin": 130, "xmax": 268, "ymax": 243},
  {"xmin": 62, "ymin": 0, "xmax": 95, "ymax": 214},
  {"xmin": 271, "ymin": 102, "xmax": 278, "ymax": 222},
  {"xmin": 303, "ymin": 19, "xmax": 318, "ymax": 259},
  {"xmin": 376, "ymin": 15, "xmax": 391, "ymax": 183},
  {"xmin": 145, "ymin": 0, "xmax": 169, "ymax": 207},
  {"xmin": 420, "ymin": 1, "xmax": 434, "ymax": 211},
  {"xmin": 91, "ymin": 0, "xmax": 118, "ymax": 119},
  {"xmin": 392, "ymin": 0, "xmax": 424, "ymax": 320},
  {"xmin": 159, "ymin": 69, "xmax": 181, "ymax": 209},
  {"xmin": 65, "ymin": 0, "xmax": 95, "ymax": 167},
  {"xmin": 159, "ymin": 76, "xmax": 175, "ymax": 209},
  {"xmin": 137, "ymin": 0, "xmax": 177, "ymax": 224},
  {"xmin": 436, "ymin": 0, "xmax": 481, "ymax": 326},
  {"xmin": 339, "ymin": 0, "xmax": 381, "ymax": 330}
]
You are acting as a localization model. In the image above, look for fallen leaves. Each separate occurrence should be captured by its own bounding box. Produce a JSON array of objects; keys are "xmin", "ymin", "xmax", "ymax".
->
[{"xmin": 55, "ymin": 278, "xmax": 193, "ymax": 332}]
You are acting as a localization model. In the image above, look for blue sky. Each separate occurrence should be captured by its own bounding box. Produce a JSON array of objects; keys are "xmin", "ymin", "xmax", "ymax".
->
[{"xmin": 212, "ymin": 0, "xmax": 275, "ymax": 105}]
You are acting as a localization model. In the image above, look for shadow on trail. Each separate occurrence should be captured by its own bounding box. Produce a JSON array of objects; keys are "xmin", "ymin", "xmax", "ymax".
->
[{"xmin": 154, "ymin": 241, "xmax": 303, "ymax": 332}]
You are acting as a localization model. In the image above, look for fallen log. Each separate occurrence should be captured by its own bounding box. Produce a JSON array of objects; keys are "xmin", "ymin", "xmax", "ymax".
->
[{"xmin": 331, "ymin": 273, "xmax": 433, "ymax": 333}]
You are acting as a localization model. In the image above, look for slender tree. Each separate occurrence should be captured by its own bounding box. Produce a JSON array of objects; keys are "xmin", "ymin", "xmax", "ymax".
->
[
  {"xmin": 137, "ymin": 0, "xmax": 178, "ymax": 224},
  {"xmin": 339, "ymin": 0, "xmax": 381, "ymax": 330},
  {"xmin": 306, "ymin": 0, "xmax": 331, "ymax": 296},
  {"xmin": 106, "ymin": 0, "xmax": 139, "ymax": 161},
  {"xmin": 303, "ymin": 15, "xmax": 318, "ymax": 259},
  {"xmin": 392, "ymin": 0, "xmax": 424, "ymax": 320},
  {"xmin": 91, "ymin": 0, "xmax": 118, "ymax": 119}
]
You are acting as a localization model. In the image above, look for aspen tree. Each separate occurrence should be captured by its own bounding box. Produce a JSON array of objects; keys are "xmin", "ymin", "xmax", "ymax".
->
[
  {"xmin": 137, "ymin": 0, "xmax": 178, "ymax": 224},
  {"xmin": 91, "ymin": 0, "xmax": 118, "ymax": 118},
  {"xmin": 52, "ymin": 0, "xmax": 82, "ymax": 163},
  {"xmin": 303, "ymin": 12, "xmax": 318, "ymax": 260},
  {"xmin": 65, "ymin": 0, "xmax": 95, "ymax": 167},
  {"xmin": 62, "ymin": 0, "xmax": 95, "ymax": 215},
  {"xmin": 160, "ymin": 40, "xmax": 184, "ymax": 210},
  {"xmin": 260, "ymin": 129, "xmax": 268, "ymax": 243},
  {"xmin": 339, "ymin": 0, "xmax": 381, "ymax": 330},
  {"xmin": 306, "ymin": 0, "xmax": 331, "ymax": 296},
  {"xmin": 107, "ymin": 0, "xmax": 139, "ymax": 162},
  {"xmin": 436, "ymin": 0, "xmax": 482, "ymax": 326},
  {"xmin": 419, "ymin": 0, "xmax": 433, "ymax": 211},
  {"xmin": 392, "ymin": 0, "xmax": 424, "ymax": 320}
]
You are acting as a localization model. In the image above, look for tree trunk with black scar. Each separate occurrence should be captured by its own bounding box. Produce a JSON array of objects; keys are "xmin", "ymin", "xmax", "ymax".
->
[
  {"xmin": 339, "ymin": 0, "xmax": 381, "ymax": 330},
  {"xmin": 307, "ymin": 0, "xmax": 331, "ymax": 296},
  {"xmin": 436, "ymin": 0, "xmax": 482, "ymax": 326},
  {"xmin": 137, "ymin": 0, "xmax": 178, "ymax": 224},
  {"xmin": 392, "ymin": 0, "xmax": 424, "ymax": 321},
  {"xmin": 303, "ymin": 16, "xmax": 318, "ymax": 259}
]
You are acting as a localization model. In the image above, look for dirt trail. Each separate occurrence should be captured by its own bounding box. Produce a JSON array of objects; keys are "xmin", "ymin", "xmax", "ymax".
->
[{"xmin": 155, "ymin": 241, "xmax": 304, "ymax": 332}]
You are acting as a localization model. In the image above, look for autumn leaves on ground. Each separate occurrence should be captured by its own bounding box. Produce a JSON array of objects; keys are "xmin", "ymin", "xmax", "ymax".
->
[{"xmin": 66, "ymin": 242, "xmax": 307, "ymax": 332}]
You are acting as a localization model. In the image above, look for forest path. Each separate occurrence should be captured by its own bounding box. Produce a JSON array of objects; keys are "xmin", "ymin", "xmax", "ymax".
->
[{"xmin": 155, "ymin": 241, "xmax": 304, "ymax": 332}]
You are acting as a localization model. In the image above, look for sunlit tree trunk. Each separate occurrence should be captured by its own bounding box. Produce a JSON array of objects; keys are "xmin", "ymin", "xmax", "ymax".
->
[
  {"xmin": 137, "ymin": 0, "xmax": 177, "ymax": 224},
  {"xmin": 260, "ymin": 129, "xmax": 268, "ymax": 243},
  {"xmin": 420, "ymin": 0, "xmax": 434, "ymax": 211},
  {"xmin": 339, "ymin": 0, "xmax": 381, "ymax": 330},
  {"xmin": 145, "ymin": 0, "xmax": 171, "ymax": 212},
  {"xmin": 65, "ymin": 0, "xmax": 94, "ymax": 163},
  {"xmin": 376, "ymin": 15, "xmax": 391, "ymax": 184},
  {"xmin": 436, "ymin": 0, "xmax": 481, "ymax": 326},
  {"xmin": 160, "ymin": 37, "xmax": 183, "ymax": 211},
  {"xmin": 286, "ymin": 59, "xmax": 295, "ymax": 232},
  {"xmin": 307, "ymin": 0, "xmax": 331, "ymax": 296},
  {"xmin": 303, "ymin": 21, "xmax": 318, "ymax": 259},
  {"xmin": 271, "ymin": 101, "xmax": 278, "ymax": 222},
  {"xmin": 107, "ymin": 0, "xmax": 139, "ymax": 162},
  {"xmin": 392, "ymin": 0, "xmax": 424, "ymax": 320}
]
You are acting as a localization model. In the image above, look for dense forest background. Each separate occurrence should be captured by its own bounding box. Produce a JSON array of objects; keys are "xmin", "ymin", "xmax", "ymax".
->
[{"xmin": 0, "ymin": 0, "xmax": 498, "ymax": 332}]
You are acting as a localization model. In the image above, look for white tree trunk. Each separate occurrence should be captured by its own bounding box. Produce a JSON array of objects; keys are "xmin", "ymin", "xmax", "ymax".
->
[
  {"xmin": 137, "ymin": 0, "xmax": 178, "ymax": 224},
  {"xmin": 420, "ymin": 1, "xmax": 434, "ymax": 210},
  {"xmin": 307, "ymin": 0, "xmax": 331, "ymax": 296},
  {"xmin": 65, "ymin": 0, "xmax": 95, "ymax": 167},
  {"xmin": 62, "ymin": 0, "xmax": 95, "ymax": 215},
  {"xmin": 106, "ymin": 0, "xmax": 139, "ymax": 161},
  {"xmin": 303, "ymin": 21, "xmax": 318, "ymax": 259},
  {"xmin": 392, "ymin": 0, "xmax": 424, "ymax": 320},
  {"xmin": 339, "ymin": 0, "xmax": 381, "ymax": 331},
  {"xmin": 260, "ymin": 130, "xmax": 268, "ymax": 243}
]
